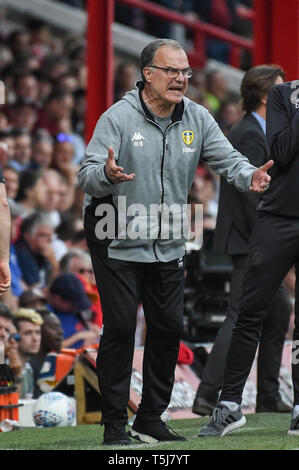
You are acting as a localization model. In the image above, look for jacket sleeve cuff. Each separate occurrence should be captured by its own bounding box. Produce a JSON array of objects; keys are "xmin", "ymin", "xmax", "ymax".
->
[{"xmin": 103, "ymin": 164, "xmax": 115, "ymax": 184}]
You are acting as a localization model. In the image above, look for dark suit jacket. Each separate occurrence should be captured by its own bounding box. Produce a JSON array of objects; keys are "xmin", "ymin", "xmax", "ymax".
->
[{"xmin": 213, "ymin": 112, "xmax": 269, "ymax": 255}]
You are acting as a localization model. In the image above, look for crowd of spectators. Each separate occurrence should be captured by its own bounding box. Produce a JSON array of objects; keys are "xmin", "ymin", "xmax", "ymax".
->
[{"xmin": 0, "ymin": 1, "xmax": 263, "ymax": 398}]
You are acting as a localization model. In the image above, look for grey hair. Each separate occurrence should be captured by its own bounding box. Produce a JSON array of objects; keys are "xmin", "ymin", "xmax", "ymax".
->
[
  {"xmin": 59, "ymin": 248, "xmax": 91, "ymax": 273},
  {"xmin": 21, "ymin": 210, "xmax": 55, "ymax": 235},
  {"xmin": 140, "ymin": 38, "xmax": 184, "ymax": 83}
]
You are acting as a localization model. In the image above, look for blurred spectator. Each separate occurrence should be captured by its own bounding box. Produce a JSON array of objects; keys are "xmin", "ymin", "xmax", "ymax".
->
[
  {"xmin": 217, "ymin": 97, "xmax": 243, "ymax": 135},
  {"xmin": 29, "ymin": 309, "xmax": 64, "ymax": 398},
  {"xmin": 19, "ymin": 287, "xmax": 47, "ymax": 310},
  {"xmin": 55, "ymin": 72, "xmax": 80, "ymax": 94},
  {"xmin": 35, "ymin": 90, "xmax": 74, "ymax": 136},
  {"xmin": 0, "ymin": 131, "xmax": 16, "ymax": 164},
  {"xmin": 205, "ymin": 69, "xmax": 229, "ymax": 115},
  {"xmin": 26, "ymin": 18, "xmax": 52, "ymax": 62},
  {"xmin": 54, "ymin": 213, "xmax": 84, "ymax": 255},
  {"xmin": 59, "ymin": 247, "xmax": 92, "ymax": 278},
  {"xmin": 188, "ymin": 166, "xmax": 218, "ymax": 229},
  {"xmin": 34, "ymin": 70, "xmax": 54, "ymax": 104},
  {"xmin": 56, "ymin": 117, "xmax": 85, "ymax": 164},
  {"xmin": 114, "ymin": 61, "xmax": 139, "ymax": 102},
  {"xmin": 9, "ymin": 128, "xmax": 32, "ymax": 172},
  {"xmin": 0, "ymin": 110, "xmax": 9, "ymax": 131},
  {"xmin": 7, "ymin": 204, "xmax": 25, "ymax": 310},
  {"xmin": 59, "ymin": 248, "xmax": 103, "ymax": 327},
  {"xmin": 192, "ymin": 0, "xmax": 238, "ymax": 63},
  {"xmin": 0, "ymin": 303, "xmax": 14, "ymax": 347},
  {"xmin": 0, "ymin": 303, "xmax": 22, "ymax": 380},
  {"xmin": 144, "ymin": 1, "xmax": 194, "ymax": 39},
  {"xmin": 4, "ymin": 165, "xmax": 19, "ymax": 200},
  {"xmin": 0, "ymin": 45, "xmax": 14, "ymax": 72},
  {"xmin": 13, "ymin": 308, "xmax": 43, "ymax": 398},
  {"xmin": 14, "ymin": 211, "xmax": 59, "ymax": 287},
  {"xmin": 9, "ymin": 100, "xmax": 38, "ymax": 134},
  {"xmin": 7, "ymin": 29, "xmax": 31, "ymax": 57},
  {"xmin": 13, "ymin": 71, "xmax": 39, "ymax": 103},
  {"xmin": 14, "ymin": 170, "xmax": 46, "ymax": 218},
  {"xmin": 30, "ymin": 131, "xmax": 53, "ymax": 170},
  {"xmin": 51, "ymin": 133, "xmax": 78, "ymax": 184},
  {"xmin": 38, "ymin": 169, "xmax": 63, "ymax": 228},
  {"xmin": 43, "ymin": 54, "xmax": 71, "ymax": 81},
  {"xmin": 47, "ymin": 272, "xmax": 100, "ymax": 349},
  {"xmin": 72, "ymin": 88, "xmax": 85, "ymax": 136}
]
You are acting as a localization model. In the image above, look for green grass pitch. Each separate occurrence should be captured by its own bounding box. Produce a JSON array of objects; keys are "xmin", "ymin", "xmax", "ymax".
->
[{"xmin": 0, "ymin": 413, "xmax": 298, "ymax": 451}]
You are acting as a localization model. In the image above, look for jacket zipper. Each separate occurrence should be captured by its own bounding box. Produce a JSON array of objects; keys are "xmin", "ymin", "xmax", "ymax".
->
[{"xmin": 145, "ymin": 120, "xmax": 181, "ymax": 261}]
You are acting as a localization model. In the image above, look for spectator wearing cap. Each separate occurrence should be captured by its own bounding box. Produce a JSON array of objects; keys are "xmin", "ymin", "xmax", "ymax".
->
[
  {"xmin": 47, "ymin": 272, "xmax": 101, "ymax": 349},
  {"xmin": 13, "ymin": 308, "xmax": 43, "ymax": 398},
  {"xmin": 14, "ymin": 211, "xmax": 59, "ymax": 287}
]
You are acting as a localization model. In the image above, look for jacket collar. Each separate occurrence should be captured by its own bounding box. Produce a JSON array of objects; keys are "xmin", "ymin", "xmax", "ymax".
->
[{"xmin": 136, "ymin": 80, "xmax": 184, "ymax": 123}]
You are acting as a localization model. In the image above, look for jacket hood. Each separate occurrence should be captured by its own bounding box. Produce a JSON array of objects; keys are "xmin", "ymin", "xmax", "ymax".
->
[{"xmin": 122, "ymin": 80, "xmax": 189, "ymax": 123}]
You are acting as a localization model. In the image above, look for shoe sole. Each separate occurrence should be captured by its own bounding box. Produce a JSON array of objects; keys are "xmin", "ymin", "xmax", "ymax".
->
[
  {"xmin": 128, "ymin": 429, "xmax": 186, "ymax": 444},
  {"xmin": 198, "ymin": 415, "xmax": 247, "ymax": 437},
  {"xmin": 128, "ymin": 429, "xmax": 158, "ymax": 444},
  {"xmin": 221, "ymin": 415, "xmax": 247, "ymax": 436},
  {"xmin": 102, "ymin": 439, "xmax": 133, "ymax": 446},
  {"xmin": 288, "ymin": 429, "xmax": 299, "ymax": 436}
]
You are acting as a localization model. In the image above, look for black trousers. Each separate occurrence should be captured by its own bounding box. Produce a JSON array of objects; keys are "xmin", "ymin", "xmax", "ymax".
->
[
  {"xmin": 88, "ymin": 248, "xmax": 185, "ymax": 424},
  {"xmin": 196, "ymin": 253, "xmax": 291, "ymax": 405},
  {"xmin": 220, "ymin": 212, "xmax": 299, "ymax": 405}
]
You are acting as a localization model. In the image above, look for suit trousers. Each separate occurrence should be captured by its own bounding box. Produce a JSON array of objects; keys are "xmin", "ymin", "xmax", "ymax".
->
[
  {"xmin": 88, "ymin": 247, "xmax": 185, "ymax": 425},
  {"xmin": 220, "ymin": 211, "xmax": 299, "ymax": 405},
  {"xmin": 196, "ymin": 253, "xmax": 290, "ymax": 405}
]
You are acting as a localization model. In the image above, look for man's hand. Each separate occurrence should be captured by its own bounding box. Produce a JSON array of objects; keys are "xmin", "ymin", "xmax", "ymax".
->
[
  {"xmin": 250, "ymin": 160, "xmax": 274, "ymax": 193},
  {"xmin": 0, "ymin": 260, "xmax": 11, "ymax": 295},
  {"xmin": 105, "ymin": 147, "xmax": 135, "ymax": 184}
]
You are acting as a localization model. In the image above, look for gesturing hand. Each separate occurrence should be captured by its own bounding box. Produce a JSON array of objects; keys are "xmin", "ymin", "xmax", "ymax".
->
[
  {"xmin": 250, "ymin": 160, "xmax": 274, "ymax": 193},
  {"xmin": 105, "ymin": 147, "xmax": 135, "ymax": 184}
]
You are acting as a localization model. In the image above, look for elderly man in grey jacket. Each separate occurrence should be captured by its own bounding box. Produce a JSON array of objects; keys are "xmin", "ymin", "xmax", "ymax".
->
[{"xmin": 78, "ymin": 38, "xmax": 272, "ymax": 446}]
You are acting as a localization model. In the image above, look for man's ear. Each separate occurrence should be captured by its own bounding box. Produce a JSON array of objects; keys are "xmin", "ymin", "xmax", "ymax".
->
[
  {"xmin": 261, "ymin": 94, "xmax": 267, "ymax": 106},
  {"xmin": 143, "ymin": 67, "xmax": 151, "ymax": 84}
]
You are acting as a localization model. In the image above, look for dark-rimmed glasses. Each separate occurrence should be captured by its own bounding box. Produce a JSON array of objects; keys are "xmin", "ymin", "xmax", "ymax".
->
[{"xmin": 148, "ymin": 65, "xmax": 192, "ymax": 79}]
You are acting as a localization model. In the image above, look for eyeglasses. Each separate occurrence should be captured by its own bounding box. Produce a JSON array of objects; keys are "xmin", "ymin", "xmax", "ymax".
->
[{"xmin": 148, "ymin": 65, "xmax": 192, "ymax": 79}]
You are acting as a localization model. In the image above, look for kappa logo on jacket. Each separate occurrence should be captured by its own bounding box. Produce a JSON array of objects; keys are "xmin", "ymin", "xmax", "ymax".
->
[{"xmin": 131, "ymin": 131, "xmax": 145, "ymax": 147}]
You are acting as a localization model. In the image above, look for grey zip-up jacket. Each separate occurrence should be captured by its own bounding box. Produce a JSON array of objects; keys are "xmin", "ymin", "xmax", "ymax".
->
[{"xmin": 78, "ymin": 82, "xmax": 257, "ymax": 263}]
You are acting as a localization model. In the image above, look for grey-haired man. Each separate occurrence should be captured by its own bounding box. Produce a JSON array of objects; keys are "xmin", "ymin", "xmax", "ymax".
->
[{"xmin": 78, "ymin": 38, "xmax": 273, "ymax": 446}]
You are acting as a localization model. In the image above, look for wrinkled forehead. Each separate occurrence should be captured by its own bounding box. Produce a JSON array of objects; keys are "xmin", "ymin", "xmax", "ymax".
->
[{"xmin": 153, "ymin": 46, "xmax": 189, "ymax": 67}]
